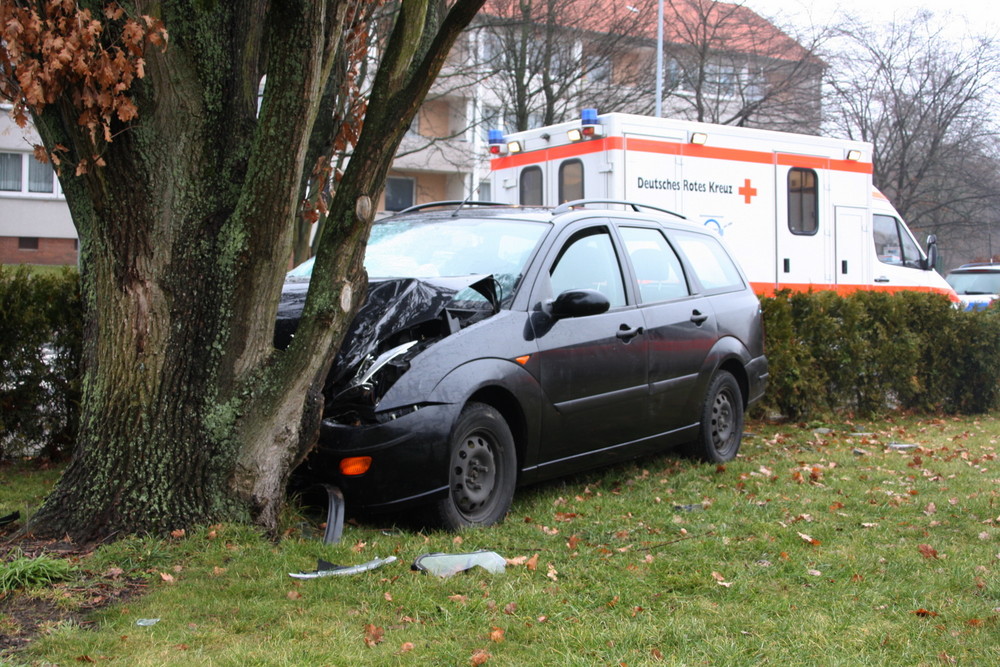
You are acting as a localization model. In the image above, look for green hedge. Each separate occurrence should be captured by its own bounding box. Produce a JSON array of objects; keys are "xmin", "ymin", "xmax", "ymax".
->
[
  {"xmin": 2, "ymin": 271, "xmax": 998, "ymax": 459},
  {"xmin": 0, "ymin": 265, "xmax": 82, "ymax": 460},
  {"xmin": 757, "ymin": 291, "xmax": 1000, "ymax": 419}
]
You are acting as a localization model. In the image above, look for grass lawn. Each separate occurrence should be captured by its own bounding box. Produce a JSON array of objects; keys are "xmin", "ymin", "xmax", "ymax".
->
[{"xmin": 2, "ymin": 413, "xmax": 999, "ymax": 665}]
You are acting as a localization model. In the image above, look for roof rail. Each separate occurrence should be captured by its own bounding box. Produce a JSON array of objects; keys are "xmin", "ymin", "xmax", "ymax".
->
[
  {"xmin": 552, "ymin": 199, "xmax": 686, "ymax": 220},
  {"xmin": 396, "ymin": 200, "xmax": 511, "ymax": 215}
]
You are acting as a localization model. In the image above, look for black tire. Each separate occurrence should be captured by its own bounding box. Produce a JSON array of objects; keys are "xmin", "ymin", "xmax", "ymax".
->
[
  {"xmin": 434, "ymin": 402, "xmax": 517, "ymax": 530},
  {"xmin": 692, "ymin": 370, "xmax": 744, "ymax": 462}
]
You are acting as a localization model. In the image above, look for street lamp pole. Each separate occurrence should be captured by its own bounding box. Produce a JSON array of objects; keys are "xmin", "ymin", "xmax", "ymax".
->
[{"xmin": 655, "ymin": 0, "xmax": 664, "ymax": 117}]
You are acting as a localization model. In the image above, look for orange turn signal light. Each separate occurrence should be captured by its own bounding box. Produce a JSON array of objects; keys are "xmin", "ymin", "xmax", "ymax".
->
[{"xmin": 339, "ymin": 456, "xmax": 372, "ymax": 476}]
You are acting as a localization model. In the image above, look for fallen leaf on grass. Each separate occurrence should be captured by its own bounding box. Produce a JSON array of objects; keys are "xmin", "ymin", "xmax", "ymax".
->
[
  {"xmin": 159, "ymin": 572, "xmax": 176, "ymax": 584},
  {"xmin": 503, "ymin": 602, "xmax": 517, "ymax": 615},
  {"xmin": 287, "ymin": 590, "xmax": 302, "ymax": 600},
  {"xmin": 526, "ymin": 553, "xmax": 539, "ymax": 571},
  {"xmin": 471, "ymin": 649, "xmax": 491, "ymax": 665},
  {"xmin": 798, "ymin": 532, "xmax": 821, "ymax": 546},
  {"xmin": 546, "ymin": 563, "xmax": 559, "ymax": 582},
  {"xmin": 363, "ymin": 624, "xmax": 384, "ymax": 647},
  {"xmin": 170, "ymin": 529, "xmax": 185, "ymax": 539},
  {"xmin": 399, "ymin": 642, "xmax": 415, "ymax": 653},
  {"xmin": 806, "ymin": 569, "xmax": 822, "ymax": 576},
  {"xmin": 911, "ymin": 608, "xmax": 939, "ymax": 617},
  {"xmin": 918, "ymin": 544, "xmax": 939, "ymax": 559},
  {"xmin": 711, "ymin": 571, "xmax": 733, "ymax": 587},
  {"xmin": 448, "ymin": 594, "xmax": 469, "ymax": 604},
  {"xmin": 489, "ymin": 626, "xmax": 505, "ymax": 643},
  {"xmin": 923, "ymin": 502, "xmax": 937, "ymax": 516}
]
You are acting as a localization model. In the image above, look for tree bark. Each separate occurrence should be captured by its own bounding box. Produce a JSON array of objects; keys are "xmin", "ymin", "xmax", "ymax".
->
[{"xmin": 23, "ymin": 0, "xmax": 486, "ymax": 542}]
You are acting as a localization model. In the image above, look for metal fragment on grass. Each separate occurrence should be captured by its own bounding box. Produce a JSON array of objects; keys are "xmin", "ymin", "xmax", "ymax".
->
[{"xmin": 289, "ymin": 556, "xmax": 397, "ymax": 579}]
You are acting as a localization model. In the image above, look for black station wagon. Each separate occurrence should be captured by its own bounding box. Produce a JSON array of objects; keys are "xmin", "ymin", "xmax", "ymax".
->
[{"xmin": 279, "ymin": 200, "xmax": 768, "ymax": 533}]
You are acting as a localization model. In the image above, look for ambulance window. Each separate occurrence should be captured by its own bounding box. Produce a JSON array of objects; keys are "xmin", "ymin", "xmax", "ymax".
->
[
  {"xmin": 520, "ymin": 167, "xmax": 543, "ymax": 206},
  {"xmin": 788, "ymin": 168, "xmax": 818, "ymax": 235},
  {"xmin": 874, "ymin": 214, "xmax": 922, "ymax": 269},
  {"xmin": 558, "ymin": 159, "xmax": 584, "ymax": 203}
]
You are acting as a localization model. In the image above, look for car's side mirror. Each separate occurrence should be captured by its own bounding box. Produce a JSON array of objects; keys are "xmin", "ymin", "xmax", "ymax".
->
[
  {"xmin": 925, "ymin": 234, "xmax": 939, "ymax": 271},
  {"xmin": 547, "ymin": 289, "xmax": 611, "ymax": 319}
]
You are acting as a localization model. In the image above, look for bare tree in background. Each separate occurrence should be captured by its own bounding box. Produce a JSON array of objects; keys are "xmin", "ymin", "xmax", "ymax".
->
[
  {"xmin": 475, "ymin": 0, "xmax": 830, "ymax": 133},
  {"xmin": 654, "ymin": 0, "xmax": 829, "ymax": 131},
  {"xmin": 825, "ymin": 12, "xmax": 1000, "ymax": 267},
  {"xmin": 476, "ymin": 0, "xmax": 652, "ymax": 131}
]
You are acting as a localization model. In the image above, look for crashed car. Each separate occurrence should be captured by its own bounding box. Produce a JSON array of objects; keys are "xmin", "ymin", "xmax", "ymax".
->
[{"xmin": 279, "ymin": 201, "xmax": 768, "ymax": 530}]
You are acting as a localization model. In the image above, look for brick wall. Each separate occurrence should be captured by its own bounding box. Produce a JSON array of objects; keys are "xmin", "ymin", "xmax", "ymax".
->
[{"xmin": 0, "ymin": 236, "xmax": 78, "ymax": 265}]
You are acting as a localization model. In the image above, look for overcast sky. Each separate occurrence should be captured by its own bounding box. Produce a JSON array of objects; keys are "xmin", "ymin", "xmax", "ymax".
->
[{"xmin": 746, "ymin": 0, "xmax": 999, "ymax": 37}]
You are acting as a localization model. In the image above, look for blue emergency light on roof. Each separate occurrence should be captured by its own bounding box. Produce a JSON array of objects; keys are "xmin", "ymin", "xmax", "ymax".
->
[
  {"xmin": 487, "ymin": 129, "xmax": 508, "ymax": 155},
  {"xmin": 569, "ymin": 108, "xmax": 604, "ymax": 142}
]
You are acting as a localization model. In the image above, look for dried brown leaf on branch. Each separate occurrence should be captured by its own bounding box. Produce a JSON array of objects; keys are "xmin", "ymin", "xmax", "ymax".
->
[{"xmin": 0, "ymin": 1, "xmax": 167, "ymax": 161}]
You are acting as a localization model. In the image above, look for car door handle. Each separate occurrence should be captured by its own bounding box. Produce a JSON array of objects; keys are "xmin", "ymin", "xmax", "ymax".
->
[
  {"xmin": 616, "ymin": 324, "xmax": 644, "ymax": 341},
  {"xmin": 874, "ymin": 276, "xmax": 890, "ymax": 283},
  {"xmin": 690, "ymin": 310, "xmax": 709, "ymax": 325}
]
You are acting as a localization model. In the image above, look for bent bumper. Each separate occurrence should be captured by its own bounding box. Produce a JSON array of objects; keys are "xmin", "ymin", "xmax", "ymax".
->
[{"xmin": 293, "ymin": 402, "xmax": 461, "ymax": 511}]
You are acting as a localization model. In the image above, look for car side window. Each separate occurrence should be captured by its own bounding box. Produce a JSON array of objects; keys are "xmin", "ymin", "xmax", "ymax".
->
[
  {"xmin": 550, "ymin": 228, "xmax": 626, "ymax": 307},
  {"xmin": 672, "ymin": 231, "xmax": 745, "ymax": 293},
  {"xmin": 619, "ymin": 226, "xmax": 689, "ymax": 303}
]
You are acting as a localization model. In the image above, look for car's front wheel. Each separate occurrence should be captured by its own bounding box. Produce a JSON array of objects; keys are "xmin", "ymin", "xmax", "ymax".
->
[
  {"xmin": 434, "ymin": 402, "xmax": 517, "ymax": 530},
  {"xmin": 692, "ymin": 370, "xmax": 744, "ymax": 462}
]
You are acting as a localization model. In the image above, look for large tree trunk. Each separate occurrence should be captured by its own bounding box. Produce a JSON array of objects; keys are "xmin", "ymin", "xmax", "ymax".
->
[{"xmin": 24, "ymin": 0, "xmax": 486, "ymax": 542}]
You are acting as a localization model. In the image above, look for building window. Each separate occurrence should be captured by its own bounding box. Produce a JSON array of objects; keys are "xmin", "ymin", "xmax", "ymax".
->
[
  {"xmin": 519, "ymin": 166, "xmax": 543, "ymax": 206},
  {"xmin": 385, "ymin": 176, "xmax": 415, "ymax": 212},
  {"xmin": 788, "ymin": 167, "xmax": 818, "ymax": 235},
  {"xmin": 18, "ymin": 237, "xmax": 39, "ymax": 250},
  {"xmin": 0, "ymin": 151, "xmax": 60, "ymax": 196},
  {"xmin": 558, "ymin": 159, "xmax": 584, "ymax": 203},
  {"xmin": 0, "ymin": 153, "xmax": 21, "ymax": 191}
]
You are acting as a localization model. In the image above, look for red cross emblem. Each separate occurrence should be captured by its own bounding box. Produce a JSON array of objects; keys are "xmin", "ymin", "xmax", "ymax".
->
[{"xmin": 738, "ymin": 178, "xmax": 757, "ymax": 204}]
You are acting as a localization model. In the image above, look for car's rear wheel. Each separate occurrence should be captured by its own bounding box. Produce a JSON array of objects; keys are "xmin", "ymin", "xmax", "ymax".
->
[
  {"xmin": 692, "ymin": 370, "xmax": 744, "ymax": 462},
  {"xmin": 435, "ymin": 402, "xmax": 517, "ymax": 530}
]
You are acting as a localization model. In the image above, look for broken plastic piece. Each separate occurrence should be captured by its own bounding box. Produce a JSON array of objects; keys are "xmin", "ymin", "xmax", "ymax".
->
[
  {"xmin": 136, "ymin": 618, "xmax": 160, "ymax": 626},
  {"xmin": 0, "ymin": 511, "xmax": 19, "ymax": 527},
  {"xmin": 887, "ymin": 443, "xmax": 918, "ymax": 450},
  {"xmin": 288, "ymin": 555, "xmax": 397, "ymax": 579},
  {"xmin": 411, "ymin": 550, "xmax": 506, "ymax": 577},
  {"xmin": 321, "ymin": 485, "xmax": 345, "ymax": 545}
]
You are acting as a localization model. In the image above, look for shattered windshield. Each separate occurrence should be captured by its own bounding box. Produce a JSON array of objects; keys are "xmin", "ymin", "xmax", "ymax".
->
[{"xmin": 289, "ymin": 216, "xmax": 548, "ymax": 302}]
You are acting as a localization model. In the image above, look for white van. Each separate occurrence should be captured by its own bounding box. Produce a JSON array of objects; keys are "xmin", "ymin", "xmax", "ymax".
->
[{"xmin": 488, "ymin": 111, "xmax": 956, "ymax": 300}]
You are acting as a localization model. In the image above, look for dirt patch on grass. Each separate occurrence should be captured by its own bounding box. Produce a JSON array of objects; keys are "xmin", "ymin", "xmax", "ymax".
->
[{"xmin": 0, "ymin": 529, "xmax": 148, "ymax": 658}]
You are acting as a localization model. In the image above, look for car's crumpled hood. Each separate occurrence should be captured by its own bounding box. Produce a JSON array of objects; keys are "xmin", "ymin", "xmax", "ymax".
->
[{"xmin": 275, "ymin": 274, "xmax": 496, "ymax": 392}]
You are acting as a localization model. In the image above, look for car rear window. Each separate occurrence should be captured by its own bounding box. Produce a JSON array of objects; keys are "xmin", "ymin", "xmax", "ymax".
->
[{"xmin": 671, "ymin": 231, "xmax": 745, "ymax": 293}]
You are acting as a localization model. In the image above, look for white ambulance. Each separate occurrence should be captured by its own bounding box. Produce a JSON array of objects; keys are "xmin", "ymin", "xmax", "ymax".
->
[{"xmin": 487, "ymin": 111, "xmax": 956, "ymax": 300}]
